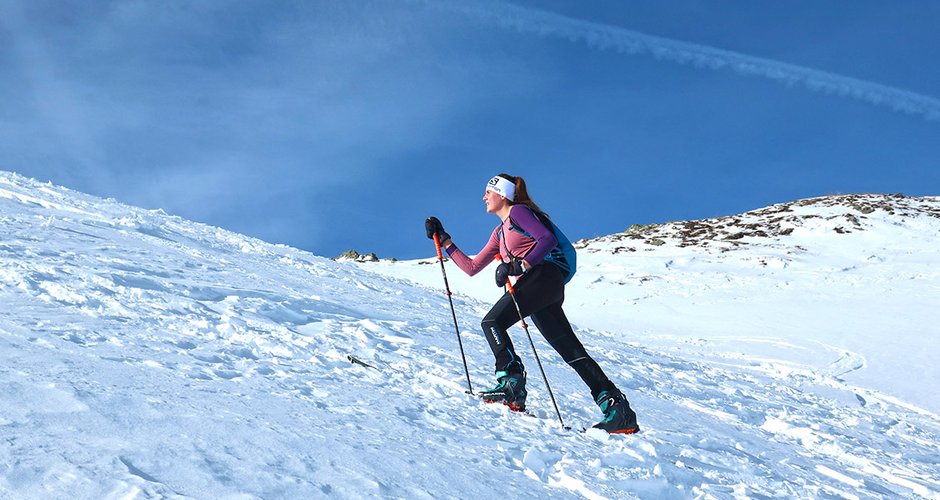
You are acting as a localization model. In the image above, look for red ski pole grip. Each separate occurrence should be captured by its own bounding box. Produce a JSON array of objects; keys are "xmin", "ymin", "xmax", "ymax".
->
[{"xmin": 433, "ymin": 233, "xmax": 443, "ymax": 260}]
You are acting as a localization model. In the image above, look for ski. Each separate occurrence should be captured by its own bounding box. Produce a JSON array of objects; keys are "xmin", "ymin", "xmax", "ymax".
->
[{"xmin": 347, "ymin": 355, "xmax": 377, "ymax": 370}]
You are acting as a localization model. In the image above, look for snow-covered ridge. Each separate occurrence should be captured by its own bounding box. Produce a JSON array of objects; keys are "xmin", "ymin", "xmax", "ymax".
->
[
  {"xmin": 378, "ymin": 191, "xmax": 940, "ymax": 412},
  {"xmin": 564, "ymin": 192, "xmax": 940, "ymax": 414},
  {"xmin": 2, "ymin": 170, "xmax": 939, "ymax": 498},
  {"xmin": 578, "ymin": 193, "xmax": 940, "ymax": 253}
]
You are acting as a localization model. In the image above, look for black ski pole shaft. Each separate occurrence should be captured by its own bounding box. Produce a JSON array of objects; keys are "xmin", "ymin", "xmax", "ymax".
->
[
  {"xmin": 434, "ymin": 233, "xmax": 473, "ymax": 394},
  {"xmin": 498, "ymin": 256, "xmax": 567, "ymax": 430}
]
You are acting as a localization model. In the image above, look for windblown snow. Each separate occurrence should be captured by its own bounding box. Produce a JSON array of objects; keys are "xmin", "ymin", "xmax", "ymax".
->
[{"xmin": 1, "ymin": 170, "xmax": 938, "ymax": 499}]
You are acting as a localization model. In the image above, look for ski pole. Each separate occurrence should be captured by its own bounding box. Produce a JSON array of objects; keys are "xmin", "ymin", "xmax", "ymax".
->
[
  {"xmin": 434, "ymin": 233, "xmax": 474, "ymax": 394},
  {"xmin": 496, "ymin": 255, "xmax": 567, "ymax": 430}
]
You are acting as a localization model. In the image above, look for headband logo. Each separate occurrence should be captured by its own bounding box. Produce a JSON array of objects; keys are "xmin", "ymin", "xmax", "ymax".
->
[{"xmin": 486, "ymin": 176, "xmax": 515, "ymax": 201}]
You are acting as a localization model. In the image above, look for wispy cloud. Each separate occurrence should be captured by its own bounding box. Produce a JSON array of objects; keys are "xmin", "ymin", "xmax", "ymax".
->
[
  {"xmin": 0, "ymin": 1, "xmax": 537, "ymax": 251},
  {"xmin": 426, "ymin": 0, "xmax": 940, "ymax": 121},
  {"xmin": 0, "ymin": 2, "xmax": 114, "ymax": 189}
]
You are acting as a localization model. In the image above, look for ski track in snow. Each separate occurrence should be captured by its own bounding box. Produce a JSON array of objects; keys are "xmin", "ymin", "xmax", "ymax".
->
[{"xmin": 1, "ymin": 171, "xmax": 939, "ymax": 499}]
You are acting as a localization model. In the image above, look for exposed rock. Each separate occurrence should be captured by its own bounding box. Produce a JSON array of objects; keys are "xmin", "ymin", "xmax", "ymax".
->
[
  {"xmin": 612, "ymin": 246, "xmax": 636, "ymax": 254},
  {"xmin": 335, "ymin": 250, "xmax": 379, "ymax": 262},
  {"xmin": 627, "ymin": 223, "xmax": 658, "ymax": 234},
  {"xmin": 337, "ymin": 249, "xmax": 361, "ymax": 260},
  {"xmin": 579, "ymin": 194, "xmax": 940, "ymax": 256}
]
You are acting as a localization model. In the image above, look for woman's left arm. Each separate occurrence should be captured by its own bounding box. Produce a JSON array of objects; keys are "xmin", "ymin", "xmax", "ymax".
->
[{"xmin": 510, "ymin": 205, "xmax": 557, "ymax": 269}]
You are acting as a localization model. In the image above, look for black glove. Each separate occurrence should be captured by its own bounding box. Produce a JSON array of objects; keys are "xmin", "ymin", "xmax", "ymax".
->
[
  {"xmin": 425, "ymin": 216, "xmax": 451, "ymax": 243},
  {"xmin": 495, "ymin": 259, "xmax": 525, "ymax": 287}
]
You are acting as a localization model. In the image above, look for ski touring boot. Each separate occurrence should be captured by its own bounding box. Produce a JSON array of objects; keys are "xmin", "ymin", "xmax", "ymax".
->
[
  {"xmin": 592, "ymin": 389, "xmax": 639, "ymax": 434},
  {"xmin": 479, "ymin": 369, "xmax": 527, "ymax": 412}
]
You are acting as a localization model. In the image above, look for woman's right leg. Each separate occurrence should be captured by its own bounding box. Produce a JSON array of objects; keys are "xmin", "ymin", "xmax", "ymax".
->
[
  {"xmin": 530, "ymin": 305, "xmax": 639, "ymax": 433},
  {"xmin": 529, "ymin": 304, "xmax": 616, "ymax": 400}
]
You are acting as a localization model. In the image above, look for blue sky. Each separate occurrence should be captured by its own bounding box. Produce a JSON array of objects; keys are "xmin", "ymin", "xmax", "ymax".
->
[{"xmin": 2, "ymin": 1, "xmax": 939, "ymax": 260}]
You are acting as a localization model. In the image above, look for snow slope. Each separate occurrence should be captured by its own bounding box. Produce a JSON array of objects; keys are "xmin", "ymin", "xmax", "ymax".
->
[
  {"xmin": 372, "ymin": 194, "xmax": 940, "ymax": 415},
  {"xmin": 1, "ymin": 170, "xmax": 939, "ymax": 499}
]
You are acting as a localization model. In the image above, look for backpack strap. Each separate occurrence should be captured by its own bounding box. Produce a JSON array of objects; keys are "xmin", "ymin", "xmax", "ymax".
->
[
  {"xmin": 497, "ymin": 206, "xmax": 577, "ymax": 283},
  {"xmin": 494, "ymin": 223, "xmax": 520, "ymax": 261}
]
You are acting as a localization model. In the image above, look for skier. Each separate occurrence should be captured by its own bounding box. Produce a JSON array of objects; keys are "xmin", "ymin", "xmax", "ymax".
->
[{"xmin": 426, "ymin": 174, "xmax": 639, "ymax": 434}]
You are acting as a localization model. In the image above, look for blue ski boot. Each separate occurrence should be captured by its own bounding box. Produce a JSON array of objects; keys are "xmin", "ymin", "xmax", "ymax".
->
[
  {"xmin": 479, "ymin": 369, "xmax": 527, "ymax": 411},
  {"xmin": 592, "ymin": 390, "xmax": 639, "ymax": 434}
]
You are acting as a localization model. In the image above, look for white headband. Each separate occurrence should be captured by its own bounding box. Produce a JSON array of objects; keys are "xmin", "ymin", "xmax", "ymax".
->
[{"xmin": 486, "ymin": 176, "xmax": 515, "ymax": 201}]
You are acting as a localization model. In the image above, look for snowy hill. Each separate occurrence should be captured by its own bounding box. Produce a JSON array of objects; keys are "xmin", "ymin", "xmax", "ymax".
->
[
  {"xmin": 2, "ymin": 171, "xmax": 939, "ymax": 499},
  {"xmin": 371, "ymin": 193, "xmax": 940, "ymax": 414}
]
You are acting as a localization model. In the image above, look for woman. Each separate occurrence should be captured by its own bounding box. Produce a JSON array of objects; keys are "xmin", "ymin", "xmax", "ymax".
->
[{"xmin": 425, "ymin": 174, "xmax": 639, "ymax": 434}]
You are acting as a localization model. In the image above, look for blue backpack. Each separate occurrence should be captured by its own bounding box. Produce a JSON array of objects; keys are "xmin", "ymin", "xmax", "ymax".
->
[{"xmin": 499, "ymin": 209, "xmax": 577, "ymax": 283}]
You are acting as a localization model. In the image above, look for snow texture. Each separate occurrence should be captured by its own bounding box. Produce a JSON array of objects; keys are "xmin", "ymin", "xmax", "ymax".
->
[{"xmin": 1, "ymin": 170, "xmax": 938, "ymax": 499}]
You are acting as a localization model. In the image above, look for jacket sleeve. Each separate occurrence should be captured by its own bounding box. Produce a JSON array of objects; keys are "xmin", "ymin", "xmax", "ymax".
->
[
  {"xmin": 445, "ymin": 227, "xmax": 501, "ymax": 276},
  {"xmin": 511, "ymin": 205, "xmax": 557, "ymax": 265}
]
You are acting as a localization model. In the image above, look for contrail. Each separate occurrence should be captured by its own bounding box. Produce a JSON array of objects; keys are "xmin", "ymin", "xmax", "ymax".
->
[{"xmin": 425, "ymin": 0, "xmax": 940, "ymax": 121}]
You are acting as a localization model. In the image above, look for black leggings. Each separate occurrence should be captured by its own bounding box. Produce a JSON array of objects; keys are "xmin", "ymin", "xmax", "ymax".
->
[{"xmin": 480, "ymin": 263, "xmax": 616, "ymax": 400}]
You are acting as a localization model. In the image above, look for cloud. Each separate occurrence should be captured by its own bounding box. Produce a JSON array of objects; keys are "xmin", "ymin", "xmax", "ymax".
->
[
  {"xmin": 0, "ymin": 0, "xmax": 543, "ymax": 253},
  {"xmin": 425, "ymin": 0, "xmax": 940, "ymax": 121},
  {"xmin": 0, "ymin": 1, "xmax": 114, "ymax": 189}
]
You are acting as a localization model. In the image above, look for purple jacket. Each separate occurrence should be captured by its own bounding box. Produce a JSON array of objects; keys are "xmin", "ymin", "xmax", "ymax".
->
[{"xmin": 446, "ymin": 205, "xmax": 557, "ymax": 276}]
